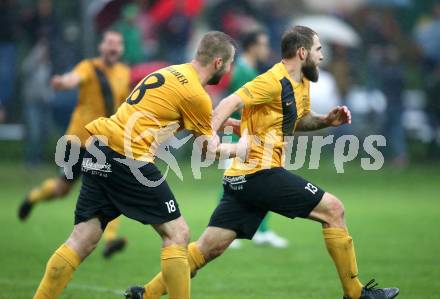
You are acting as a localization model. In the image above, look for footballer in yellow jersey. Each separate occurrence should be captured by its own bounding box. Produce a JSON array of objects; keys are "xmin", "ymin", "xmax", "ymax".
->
[
  {"xmin": 32, "ymin": 31, "xmax": 244, "ymax": 299},
  {"xmin": 18, "ymin": 30, "xmax": 130, "ymax": 258},
  {"xmin": 85, "ymin": 62, "xmax": 214, "ymax": 162},
  {"xmin": 128, "ymin": 26, "xmax": 399, "ymax": 299},
  {"xmin": 224, "ymin": 61, "xmax": 312, "ymax": 175},
  {"xmin": 65, "ymin": 56, "xmax": 130, "ymax": 145}
]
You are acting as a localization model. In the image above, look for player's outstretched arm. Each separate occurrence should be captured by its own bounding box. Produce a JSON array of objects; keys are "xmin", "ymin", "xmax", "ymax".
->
[
  {"xmin": 296, "ymin": 106, "xmax": 352, "ymax": 132},
  {"xmin": 51, "ymin": 72, "xmax": 81, "ymax": 90},
  {"xmin": 190, "ymin": 93, "xmax": 247, "ymax": 161},
  {"xmin": 212, "ymin": 94, "xmax": 244, "ymax": 132}
]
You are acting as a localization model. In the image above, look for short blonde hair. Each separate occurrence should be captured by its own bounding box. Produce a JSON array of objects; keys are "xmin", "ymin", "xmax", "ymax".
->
[{"xmin": 195, "ymin": 31, "xmax": 236, "ymax": 66}]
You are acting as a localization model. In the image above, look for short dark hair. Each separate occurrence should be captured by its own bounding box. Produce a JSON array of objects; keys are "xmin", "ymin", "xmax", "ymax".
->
[
  {"xmin": 195, "ymin": 31, "xmax": 236, "ymax": 66},
  {"xmin": 241, "ymin": 29, "xmax": 267, "ymax": 52},
  {"xmin": 281, "ymin": 26, "xmax": 316, "ymax": 59}
]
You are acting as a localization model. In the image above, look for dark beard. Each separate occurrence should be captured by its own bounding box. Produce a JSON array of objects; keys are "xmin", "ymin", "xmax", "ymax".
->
[
  {"xmin": 207, "ymin": 68, "xmax": 226, "ymax": 85},
  {"xmin": 103, "ymin": 53, "xmax": 120, "ymax": 66},
  {"xmin": 302, "ymin": 60, "xmax": 319, "ymax": 82}
]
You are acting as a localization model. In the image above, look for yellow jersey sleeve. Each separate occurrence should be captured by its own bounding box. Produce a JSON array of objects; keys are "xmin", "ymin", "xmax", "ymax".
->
[
  {"xmin": 72, "ymin": 60, "xmax": 92, "ymax": 84},
  {"xmin": 235, "ymin": 72, "xmax": 279, "ymax": 106},
  {"xmin": 180, "ymin": 93, "xmax": 213, "ymax": 136}
]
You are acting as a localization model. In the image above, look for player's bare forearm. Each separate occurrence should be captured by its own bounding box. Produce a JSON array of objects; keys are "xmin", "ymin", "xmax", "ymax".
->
[
  {"xmin": 295, "ymin": 111, "xmax": 329, "ymax": 131},
  {"xmin": 212, "ymin": 94, "xmax": 244, "ymax": 132},
  {"xmin": 296, "ymin": 106, "xmax": 352, "ymax": 132},
  {"xmin": 51, "ymin": 72, "xmax": 81, "ymax": 90}
]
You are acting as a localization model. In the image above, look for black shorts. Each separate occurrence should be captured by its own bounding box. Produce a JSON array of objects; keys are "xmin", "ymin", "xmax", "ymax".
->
[
  {"xmin": 59, "ymin": 142, "xmax": 86, "ymax": 182},
  {"xmin": 208, "ymin": 167, "xmax": 325, "ymax": 239},
  {"xmin": 74, "ymin": 140, "xmax": 180, "ymax": 229}
]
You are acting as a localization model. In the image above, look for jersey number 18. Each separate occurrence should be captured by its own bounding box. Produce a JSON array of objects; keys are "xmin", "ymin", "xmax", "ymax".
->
[{"xmin": 126, "ymin": 73, "xmax": 165, "ymax": 105}]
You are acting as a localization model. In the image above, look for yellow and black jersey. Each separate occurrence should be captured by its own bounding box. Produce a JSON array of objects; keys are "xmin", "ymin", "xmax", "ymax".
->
[
  {"xmin": 66, "ymin": 58, "xmax": 130, "ymax": 145},
  {"xmin": 225, "ymin": 62, "xmax": 311, "ymax": 176},
  {"xmin": 86, "ymin": 63, "xmax": 213, "ymax": 162}
]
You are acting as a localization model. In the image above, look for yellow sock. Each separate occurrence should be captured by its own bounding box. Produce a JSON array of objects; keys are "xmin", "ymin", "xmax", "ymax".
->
[
  {"xmin": 187, "ymin": 242, "xmax": 206, "ymax": 276},
  {"xmin": 159, "ymin": 245, "xmax": 190, "ymax": 299},
  {"xmin": 103, "ymin": 217, "xmax": 120, "ymax": 241},
  {"xmin": 144, "ymin": 242, "xmax": 205, "ymax": 299},
  {"xmin": 324, "ymin": 228, "xmax": 363, "ymax": 299},
  {"xmin": 144, "ymin": 273, "xmax": 167, "ymax": 299},
  {"xmin": 33, "ymin": 244, "xmax": 81, "ymax": 299},
  {"xmin": 28, "ymin": 178, "xmax": 58, "ymax": 204}
]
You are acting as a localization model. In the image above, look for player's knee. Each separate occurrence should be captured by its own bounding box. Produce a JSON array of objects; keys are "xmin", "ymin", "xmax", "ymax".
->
[
  {"xmin": 325, "ymin": 194, "xmax": 345, "ymax": 224},
  {"xmin": 81, "ymin": 240, "xmax": 98, "ymax": 257},
  {"xmin": 179, "ymin": 224, "xmax": 191, "ymax": 245},
  {"xmin": 164, "ymin": 222, "xmax": 190, "ymax": 246},
  {"xmin": 66, "ymin": 224, "xmax": 101, "ymax": 260}
]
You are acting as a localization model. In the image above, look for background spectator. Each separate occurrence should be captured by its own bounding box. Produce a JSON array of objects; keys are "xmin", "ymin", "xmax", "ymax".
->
[
  {"xmin": 21, "ymin": 38, "xmax": 53, "ymax": 166},
  {"xmin": 115, "ymin": 3, "xmax": 144, "ymax": 65},
  {"xmin": 0, "ymin": 0, "xmax": 19, "ymax": 122}
]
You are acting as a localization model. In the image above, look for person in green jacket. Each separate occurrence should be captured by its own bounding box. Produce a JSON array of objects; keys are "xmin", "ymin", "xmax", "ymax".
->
[
  {"xmin": 222, "ymin": 29, "xmax": 288, "ymax": 248},
  {"xmin": 115, "ymin": 4, "xmax": 144, "ymax": 65}
]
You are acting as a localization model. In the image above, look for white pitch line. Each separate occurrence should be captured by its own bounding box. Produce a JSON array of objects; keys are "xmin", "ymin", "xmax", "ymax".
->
[{"xmin": 0, "ymin": 277, "xmax": 124, "ymax": 296}]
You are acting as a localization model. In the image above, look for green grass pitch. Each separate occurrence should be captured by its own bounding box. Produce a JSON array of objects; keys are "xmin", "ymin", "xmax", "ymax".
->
[{"xmin": 0, "ymin": 160, "xmax": 439, "ymax": 299}]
